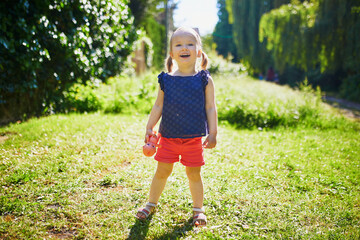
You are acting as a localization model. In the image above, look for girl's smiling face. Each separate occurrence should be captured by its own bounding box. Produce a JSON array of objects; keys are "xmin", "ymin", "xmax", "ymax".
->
[{"xmin": 170, "ymin": 30, "xmax": 202, "ymax": 68}]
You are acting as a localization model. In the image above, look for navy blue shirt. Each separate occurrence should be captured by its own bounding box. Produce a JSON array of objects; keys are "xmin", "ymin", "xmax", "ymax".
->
[{"xmin": 158, "ymin": 70, "xmax": 210, "ymax": 138}]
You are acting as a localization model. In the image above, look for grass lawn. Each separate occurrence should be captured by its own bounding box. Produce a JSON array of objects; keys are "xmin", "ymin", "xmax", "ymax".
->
[{"xmin": 1, "ymin": 111, "xmax": 359, "ymax": 239}]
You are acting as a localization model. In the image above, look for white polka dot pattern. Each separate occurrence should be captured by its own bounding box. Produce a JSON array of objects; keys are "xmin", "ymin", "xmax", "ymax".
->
[{"xmin": 158, "ymin": 70, "xmax": 209, "ymax": 138}]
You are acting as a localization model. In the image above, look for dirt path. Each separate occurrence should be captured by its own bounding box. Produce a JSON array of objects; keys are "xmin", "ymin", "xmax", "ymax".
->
[{"xmin": 323, "ymin": 96, "xmax": 360, "ymax": 119}]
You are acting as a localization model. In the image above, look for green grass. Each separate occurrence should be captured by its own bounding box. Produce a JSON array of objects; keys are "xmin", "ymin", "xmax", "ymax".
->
[{"xmin": 1, "ymin": 74, "xmax": 360, "ymax": 239}]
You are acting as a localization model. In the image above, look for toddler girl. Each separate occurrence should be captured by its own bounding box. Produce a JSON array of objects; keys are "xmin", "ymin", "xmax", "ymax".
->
[{"xmin": 136, "ymin": 27, "xmax": 217, "ymax": 227}]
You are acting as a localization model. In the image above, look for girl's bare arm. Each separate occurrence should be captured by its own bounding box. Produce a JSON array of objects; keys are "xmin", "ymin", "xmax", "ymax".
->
[
  {"xmin": 145, "ymin": 87, "xmax": 164, "ymax": 142},
  {"xmin": 204, "ymin": 76, "xmax": 218, "ymax": 148}
]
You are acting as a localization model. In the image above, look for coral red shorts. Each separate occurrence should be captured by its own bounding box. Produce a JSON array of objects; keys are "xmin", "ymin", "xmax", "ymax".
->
[{"xmin": 154, "ymin": 137, "xmax": 204, "ymax": 167}]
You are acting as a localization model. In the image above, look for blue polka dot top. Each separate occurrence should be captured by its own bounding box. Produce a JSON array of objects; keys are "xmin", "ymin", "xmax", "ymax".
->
[{"xmin": 158, "ymin": 70, "xmax": 210, "ymax": 138}]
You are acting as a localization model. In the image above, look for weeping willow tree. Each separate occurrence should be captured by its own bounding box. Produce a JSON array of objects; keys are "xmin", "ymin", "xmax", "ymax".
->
[
  {"xmin": 225, "ymin": 0, "xmax": 290, "ymax": 72},
  {"xmin": 259, "ymin": 2, "xmax": 317, "ymax": 72},
  {"xmin": 213, "ymin": 0, "xmax": 238, "ymax": 62},
  {"xmin": 259, "ymin": 0, "xmax": 360, "ymax": 101}
]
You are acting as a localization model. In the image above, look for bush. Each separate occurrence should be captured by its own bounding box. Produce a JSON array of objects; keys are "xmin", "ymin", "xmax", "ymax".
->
[
  {"xmin": 64, "ymin": 82, "xmax": 102, "ymax": 113},
  {"xmin": 216, "ymin": 76, "xmax": 353, "ymax": 130},
  {"xmin": 63, "ymin": 72, "xmax": 157, "ymax": 114},
  {"xmin": 100, "ymin": 73, "xmax": 157, "ymax": 114},
  {"xmin": 206, "ymin": 51, "xmax": 246, "ymax": 75},
  {"xmin": 0, "ymin": 0, "xmax": 136, "ymax": 124},
  {"xmin": 340, "ymin": 74, "xmax": 360, "ymax": 103}
]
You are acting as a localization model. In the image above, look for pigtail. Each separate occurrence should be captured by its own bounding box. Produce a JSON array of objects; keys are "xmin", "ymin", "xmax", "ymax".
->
[
  {"xmin": 166, "ymin": 55, "xmax": 173, "ymax": 73},
  {"xmin": 201, "ymin": 52, "xmax": 208, "ymax": 70}
]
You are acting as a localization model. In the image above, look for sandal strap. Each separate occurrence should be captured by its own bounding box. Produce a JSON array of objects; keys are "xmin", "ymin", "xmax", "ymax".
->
[
  {"xmin": 193, "ymin": 207, "xmax": 204, "ymax": 213},
  {"xmin": 138, "ymin": 208, "xmax": 150, "ymax": 217},
  {"xmin": 193, "ymin": 213, "xmax": 207, "ymax": 220},
  {"xmin": 136, "ymin": 203, "xmax": 157, "ymax": 219},
  {"xmin": 146, "ymin": 202, "xmax": 157, "ymax": 208},
  {"xmin": 193, "ymin": 212, "xmax": 207, "ymax": 226}
]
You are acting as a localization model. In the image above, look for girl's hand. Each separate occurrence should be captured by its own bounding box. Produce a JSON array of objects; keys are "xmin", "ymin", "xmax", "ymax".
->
[
  {"xmin": 145, "ymin": 129, "xmax": 157, "ymax": 143},
  {"xmin": 203, "ymin": 134, "xmax": 217, "ymax": 149}
]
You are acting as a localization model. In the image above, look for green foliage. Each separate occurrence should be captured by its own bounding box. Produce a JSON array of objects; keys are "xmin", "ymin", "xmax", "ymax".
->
[
  {"xmin": 64, "ymin": 82, "xmax": 102, "ymax": 113},
  {"xmin": 206, "ymin": 51, "xmax": 246, "ymax": 75},
  {"xmin": 216, "ymin": 74, "xmax": 354, "ymax": 130},
  {"xmin": 129, "ymin": 0, "xmax": 167, "ymax": 69},
  {"xmin": 0, "ymin": 0, "xmax": 136, "ymax": 123},
  {"xmin": 144, "ymin": 17, "xmax": 166, "ymax": 69},
  {"xmin": 63, "ymin": 73, "xmax": 157, "ymax": 114},
  {"xmin": 259, "ymin": 0, "xmax": 360, "ymax": 101},
  {"xmin": 222, "ymin": 0, "xmax": 360, "ymax": 103},
  {"xmin": 259, "ymin": 2, "xmax": 318, "ymax": 72},
  {"xmin": 340, "ymin": 74, "xmax": 360, "ymax": 102},
  {"xmin": 63, "ymin": 70, "xmax": 355, "ymax": 131},
  {"xmin": 225, "ymin": 0, "xmax": 290, "ymax": 72},
  {"xmin": 213, "ymin": 0, "xmax": 238, "ymax": 62},
  {"xmin": 101, "ymin": 74, "xmax": 157, "ymax": 114}
]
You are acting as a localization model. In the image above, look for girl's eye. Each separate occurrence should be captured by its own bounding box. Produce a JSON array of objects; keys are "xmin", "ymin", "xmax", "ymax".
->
[
  {"xmin": 188, "ymin": 43, "xmax": 194, "ymax": 46},
  {"xmin": 176, "ymin": 44, "xmax": 181, "ymax": 47}
]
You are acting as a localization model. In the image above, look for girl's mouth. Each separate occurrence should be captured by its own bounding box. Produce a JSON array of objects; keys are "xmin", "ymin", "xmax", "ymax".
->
[{"xmin": 180, "ymin": 54, "xmax": 190, "ymax": 58}]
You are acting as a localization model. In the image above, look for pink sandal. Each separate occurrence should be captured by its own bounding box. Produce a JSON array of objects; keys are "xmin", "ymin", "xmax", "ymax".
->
[
  {"xmin": 192, "ymin": 207, "xmax": 207, "ymax": 227},
  {"xmin": 135, "ymin": 202, "xmax": 156, "ymax": 220}
]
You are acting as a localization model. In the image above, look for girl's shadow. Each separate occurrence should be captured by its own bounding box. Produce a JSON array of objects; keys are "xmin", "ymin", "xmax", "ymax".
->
[
  {"xmin": 126, "ymin": 216, "xmax": 152, "ymax": 240},
  {"xmin": 156, "ymin": 217, "xmax": 195, "ymax": 240},
  {"xmin": 126, "ymin": 217, "xmax": 195, "ymax": 240}
]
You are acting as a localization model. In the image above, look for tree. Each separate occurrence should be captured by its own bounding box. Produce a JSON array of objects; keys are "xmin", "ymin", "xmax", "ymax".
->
[
  {"xmin": 259, "ymin": 1, "xmax": 318, "ymax": 72},
  {"xmin": 225, "ymin": 0, "xmax": 290, "ymax": 73},
  {"xmin": 213, "ymin": 0, "xmax": 238, "ymax": 62},
  {"xmin": 129, "ymin": 0, "xmax": 169, "ymax": 69},
  {"xmin": 0, "ymin": 0, "xmax": 136, "ymax": 123},
  {"xmin": 259, "ymin": 0, "xmax": 360, "ymax": 101}
]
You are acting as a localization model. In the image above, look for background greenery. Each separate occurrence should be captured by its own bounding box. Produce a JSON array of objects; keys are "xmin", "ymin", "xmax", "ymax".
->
[
  {"xmin": 1, "ymin": 0, "xmax": 359, "ymax": 125},
  {"xmin": 128, "ymin": 0, "xmax": 167, "ymax": 69},
  {"xmin": 61, "ymin": 58, "xmax": 357, "ymax": 132},
  {"xmin": 219, "ymin": 0, "xmax": 360, "ymax": 102},
  {"xmin": 0, "ymin": 0, "xmax": 136, "ymax": 122}
]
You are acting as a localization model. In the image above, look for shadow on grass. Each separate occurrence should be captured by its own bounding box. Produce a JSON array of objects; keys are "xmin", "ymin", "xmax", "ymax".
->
[
  {"xmin": 126, "ymin": 217, "xmax": 195, "ymax": 240},
  {"xmin": 155, "ymin": 217, "xmax": 194, "ymax": 240},
  {"xmin": 126, "ymin": 217, "xmax": 152, "ymax": 240}
]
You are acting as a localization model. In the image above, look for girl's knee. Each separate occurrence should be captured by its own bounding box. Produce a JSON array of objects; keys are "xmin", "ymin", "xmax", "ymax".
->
[
  {"xmin": 186, "ymin": 167, "xmax": 202, "ymax": 182},
  {"xmin": 155, "ymin": 163, "xmax": 173, "ymax": 179}
]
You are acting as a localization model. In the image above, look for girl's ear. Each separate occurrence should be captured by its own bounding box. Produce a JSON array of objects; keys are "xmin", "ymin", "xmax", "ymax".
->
[{"xmin": 197, "ymin": 49, "xmax": 202, "ymax": 58}]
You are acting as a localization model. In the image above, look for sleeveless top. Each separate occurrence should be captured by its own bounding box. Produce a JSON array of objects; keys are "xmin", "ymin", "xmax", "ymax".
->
[{"xmin": 158, "ymin": 70, "xmax": 210, "ymax": 138}]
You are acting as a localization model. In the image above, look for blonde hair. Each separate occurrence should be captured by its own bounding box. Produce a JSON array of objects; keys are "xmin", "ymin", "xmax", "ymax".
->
[{"xmin": 165, "ymin": 27, "xmax": 209, "ymax": 73}]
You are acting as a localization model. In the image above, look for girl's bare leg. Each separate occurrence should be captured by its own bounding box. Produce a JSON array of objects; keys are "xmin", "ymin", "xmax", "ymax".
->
[
  {"xmin": 136, "ymin": 162, "xmax": 174, "ymax": 219},
  {"xmin": 186, "ymin": 166, "xmax": 205, "ymax": 225}
]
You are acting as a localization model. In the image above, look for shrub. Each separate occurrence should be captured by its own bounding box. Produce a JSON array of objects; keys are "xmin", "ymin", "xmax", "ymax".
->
[
  {"xmin": 64, "ymin": 82, "xmax": 102, "ymax": 113},
  {"xmin": 63, "ymin": 72, "xmax": 157, "ymax": 114},
  {"xmin": 216, "ymin": 75, "xmax": 353, "ymax": 130},
  {"xmin": 0, "ymin": 0, "xmax": 136, "ymax": 123},
  {"xmin": 100, "ymin": 73, "xmax": 157, "ymax": 114},
  {"xmin": 340, "ymin": 74, "xmax": 360, "ymax": 103},
  {"xmin": 206, "ymin": 51, "xmax": 246, "ymax": 75}
]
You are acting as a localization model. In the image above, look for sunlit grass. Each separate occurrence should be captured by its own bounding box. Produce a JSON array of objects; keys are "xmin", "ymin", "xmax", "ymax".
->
[
  {"xmin": 215, "ymin": 74, "xmax": 357, "ymax": 129},
  {"xmin": 1, "ymin": 110, "xmax": 359, "ymax": 239}
]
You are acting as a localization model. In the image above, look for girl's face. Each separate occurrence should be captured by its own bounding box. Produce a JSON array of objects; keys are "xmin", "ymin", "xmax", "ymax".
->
[{"xmin": 170, "ymin": 30, "xmax": 202, "ymax": 69}]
